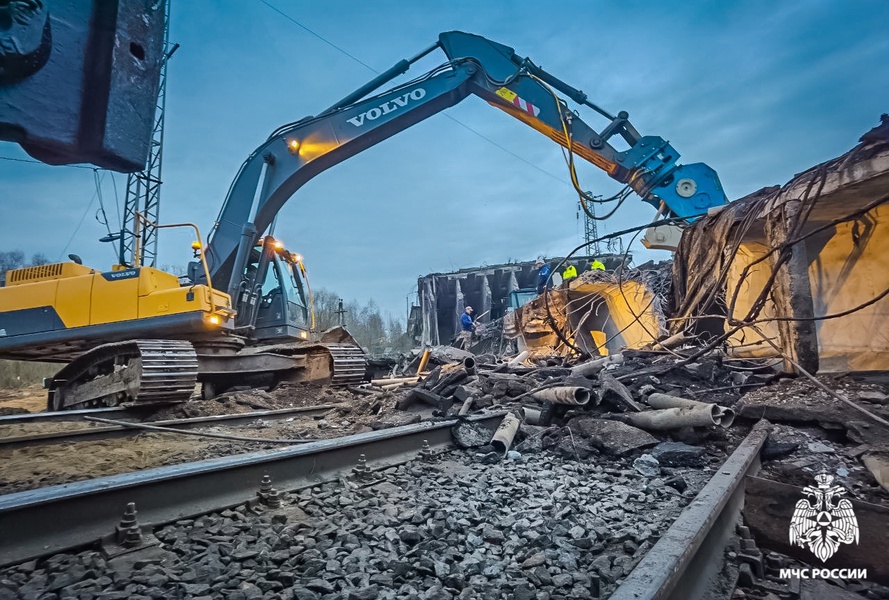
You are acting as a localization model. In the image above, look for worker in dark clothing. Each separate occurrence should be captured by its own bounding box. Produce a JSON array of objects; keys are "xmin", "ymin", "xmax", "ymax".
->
[
  {"xmin": 535, "ymin": 259, "xmax": 551, "ymax": 295},
  {"xmin": 458, "ymin": 305, "xmax": 476, "ymax": 350}
]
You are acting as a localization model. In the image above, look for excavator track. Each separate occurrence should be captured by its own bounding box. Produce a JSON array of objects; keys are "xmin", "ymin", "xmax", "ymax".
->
[
  {"xmin": 48, "ymin": 340, "xmax": 198, "ymax": 411},
  {"xmin": 326, "ymin": 344, "xmax": 367, "ymax": 386}
]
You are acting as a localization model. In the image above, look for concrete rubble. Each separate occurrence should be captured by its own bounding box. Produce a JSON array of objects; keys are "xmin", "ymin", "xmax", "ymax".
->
[{"xmin": 370, "ymin": 117, "xmax": 889, "ymax": 595}]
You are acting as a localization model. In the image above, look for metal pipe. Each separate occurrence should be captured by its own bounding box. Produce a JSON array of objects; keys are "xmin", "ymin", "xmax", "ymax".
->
[
  {"xmin": 624, "ymin": 405, "xmax": 719, "ymax": 431},
  {"xmin": 532, "ymin": 386, "xmax": 592, "ymax": 406},
  {"xmin": 716, "ymin": 408, "xmax": 736, "ymax": 428},
  {"xmin": 370, "ymin": 376, "xmax": 422, "ymax": 386},
  {"xmin": 508, "ymin": 351, "xmax": 530, "ymax": 366},
  {"xmin": 490, "ymin": 411, "xmax": 522, "ymax": 453},
  {"xmin": 647, "ymin": 393, "xmax": 735, "ymax": 428},
  {"xmin": 570, "ymin": 353, "xmax": 623, "ymax": 377},
  {"xmin": 417, "ymin": 349, "xmax": 431, "ymax": 374},
  {"xmin": 647, "ymin": 393, "xmax": 708, "ymax": 410},
  {"xmin": 463, "ymin": 357, "xmax": 476, "ymax": 375},
  {"xmin": 520, "ymin": 407, "xmax": 542, "ymax": 426},
  {"xmin": 457, "ymin": 396, "xmax": 474, "ymax": 416}
]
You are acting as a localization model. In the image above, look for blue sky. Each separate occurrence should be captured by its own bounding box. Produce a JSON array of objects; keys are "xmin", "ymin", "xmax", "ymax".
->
[{"xmin": 1, "ymin": 0, "xmax": 887, "ymax": 319}]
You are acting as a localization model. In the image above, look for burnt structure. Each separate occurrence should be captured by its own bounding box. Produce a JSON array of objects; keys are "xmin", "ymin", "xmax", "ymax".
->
[{"xmin": 411, "ymin": 255, "xmax": 626, "ymax": 347}]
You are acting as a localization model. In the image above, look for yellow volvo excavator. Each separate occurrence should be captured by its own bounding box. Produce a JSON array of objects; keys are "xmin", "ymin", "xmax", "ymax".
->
[
  {"xmin": 0, "ymin": 234, "xmax": 365, "ymax": 410},
  {"xmin": 0, "ymin": 31, "xmax": 728, "ymax": 410}
]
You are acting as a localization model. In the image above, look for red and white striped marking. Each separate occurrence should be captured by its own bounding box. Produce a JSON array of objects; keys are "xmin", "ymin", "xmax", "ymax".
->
[
  {"xmin": 495, "ymin": 87, "xmax": 541, "ymax": 117},
  {"xmin": 512, "ymin": 95, "xmax": 540, "ymax": 117}
]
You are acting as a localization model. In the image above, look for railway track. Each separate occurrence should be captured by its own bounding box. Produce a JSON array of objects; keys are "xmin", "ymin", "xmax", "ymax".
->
[
  {"xmin": 0, "ymin": 411, "xmax": 508, "ymax": 567},
  {"xmin": 0, "ymin": 418, "xmax": 774, "ymax": 598},
  {"xmin": 0, "ymin": 405, "xmax": 336, "ymax": 449}
]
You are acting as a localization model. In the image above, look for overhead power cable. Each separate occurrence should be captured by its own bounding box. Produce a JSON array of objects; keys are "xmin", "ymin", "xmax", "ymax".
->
[
  {"xmin": 58, "ymin": 171, "xmax": 107, "ymax": 261},
  {"xmin": 0, "ymin": 156, "xmax": 95, "ymax": 170}
]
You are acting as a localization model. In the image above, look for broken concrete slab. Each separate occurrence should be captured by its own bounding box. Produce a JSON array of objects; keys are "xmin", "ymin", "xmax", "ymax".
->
[
  {"xmin": 633, "ymin": 454, "xmax": 660, "ymax": 477},
  {"xmin": 862, "ymin": 450, "xmax": 889, "ymax": 494},
  {"xmin": 650, "ymin": 442, "xmax": 707, "ymax": 467},
  {"xmin": 598, "ymin": 372, "xmax": 642, "ymax": 412},
  {"xmin": 451, "ymin": 420, "xmax": 496, "ymax": 449},
  {"xmin": 859, "ymin": 390, "xmax": 889, "ymax": 404},
  {"xmin": 568, "ymin": 417, "xmax": 658, "ymax": 457}
]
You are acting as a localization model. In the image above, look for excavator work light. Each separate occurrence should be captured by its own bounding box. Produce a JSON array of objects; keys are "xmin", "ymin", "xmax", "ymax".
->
[
  {"xmin": 287, "ymin": 139, "xmax": 300, "ymax": 153},
  {"xmin": 204, "ymin": 314, "xmax": 221, "ymax": 326}
]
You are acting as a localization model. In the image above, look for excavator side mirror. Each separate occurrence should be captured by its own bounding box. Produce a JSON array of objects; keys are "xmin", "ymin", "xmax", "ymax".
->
[{"xmin": 68, "ymin": 254, "xmax": 83, "ymax": 265}]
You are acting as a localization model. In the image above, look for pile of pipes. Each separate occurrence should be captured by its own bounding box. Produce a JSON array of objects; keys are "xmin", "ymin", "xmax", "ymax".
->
[{"xmin": 369, "ymin": 345, "xmax": 771, "ymax": 456}]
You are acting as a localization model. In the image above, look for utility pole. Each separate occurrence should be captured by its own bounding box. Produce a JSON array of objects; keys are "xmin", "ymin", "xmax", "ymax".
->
[
  {"xmin": 335, "ymin": 299, "xmax": 347, "ymax": 326},
  {"xmin": 118, "ymin": 0, "xmax": 178, "ymax": 267}
]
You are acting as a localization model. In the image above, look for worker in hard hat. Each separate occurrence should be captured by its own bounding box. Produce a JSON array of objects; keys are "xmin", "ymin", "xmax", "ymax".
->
[
  {"xmin": 458, "ymin": 305, "xmax": 476, "ymax": 350},
  {"xmin": 562, "ymin": 264, "xmax": 578, "ymax": 282},
  {"xmin": 535, "ymin": 259, "xmax": 551, "ymax": 295},
  {"xmin": 589, "ymin": 259, "xmax": 606, "ymax": 271}
]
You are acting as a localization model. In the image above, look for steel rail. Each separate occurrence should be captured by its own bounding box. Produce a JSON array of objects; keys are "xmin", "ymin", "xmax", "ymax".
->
[
  {"xmin": 610, "ymin": 419, "xmax": 772, "ymax": 600},
  {"xmin": 0, "ymin": 405, "xmax": 157, "ymax": 425},
  {"xmin": 0, "ymin": 405, "xmax": 336, "ymax": 449},
  {"xmin": 0, "ymin": 411, "xmax": 506, "ymax": 567}
]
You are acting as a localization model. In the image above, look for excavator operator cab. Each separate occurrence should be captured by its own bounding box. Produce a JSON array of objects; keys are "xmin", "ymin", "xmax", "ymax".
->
[{"xmin": 249, "ymin": 241, "xmax": 311, "ymax": 342}]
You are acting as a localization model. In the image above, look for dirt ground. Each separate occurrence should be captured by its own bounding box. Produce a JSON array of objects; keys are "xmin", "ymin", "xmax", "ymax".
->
[
  {"xmin": 0, "ymin": 384, "xmax": 48, "ymax": 414},
  {"xmin": 0, "ymin": 382, "xmax": 415, "ymax": 495}
]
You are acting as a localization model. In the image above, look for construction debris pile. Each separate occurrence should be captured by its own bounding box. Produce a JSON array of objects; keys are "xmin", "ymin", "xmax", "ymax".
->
[
  {"xmin": 366, "ymin": 341, "xmax": 889, "ymax": 505},
  {"xmin": 376, "ymin": 347, "xmax": 752, "ymax": 464}
]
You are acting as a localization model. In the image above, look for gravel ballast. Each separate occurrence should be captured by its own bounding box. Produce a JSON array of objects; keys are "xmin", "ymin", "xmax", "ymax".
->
[{"xmin": 0, "ymin": 446, "xmax": 714, "ymax": 600}]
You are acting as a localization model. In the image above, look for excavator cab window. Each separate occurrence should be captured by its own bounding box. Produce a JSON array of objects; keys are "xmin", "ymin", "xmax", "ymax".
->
[
  {"xmin": 259, "ymin": 261, "xmax": 282, "ymax": 308},
  {"xmin": 254, "ymin": 255, "xmax": 310, "ymax": 341},
  {"xmin": 279, "ymin": 257, "xmax": 310, "ymax": 327}
]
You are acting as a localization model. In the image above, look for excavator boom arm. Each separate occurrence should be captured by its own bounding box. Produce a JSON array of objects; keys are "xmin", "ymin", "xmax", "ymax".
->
[{"xmin": 204, "ymin": 31, "xmax": 728, "ymax": 302}]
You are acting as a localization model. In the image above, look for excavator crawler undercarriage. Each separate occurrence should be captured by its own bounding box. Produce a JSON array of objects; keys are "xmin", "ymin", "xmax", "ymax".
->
[{"xmin": 46, "ymin": 335, "xmax": 366, "ymax": 411}]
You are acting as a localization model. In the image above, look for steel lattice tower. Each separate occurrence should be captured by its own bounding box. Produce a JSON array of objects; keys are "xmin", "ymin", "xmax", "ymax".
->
[
  {"xmin": 581, "ymin": 192, "xmax": 601, "ymax": 255},
  {"xmin": 119, "ymin": 0, "xmax": 174, "ymax": 267}
]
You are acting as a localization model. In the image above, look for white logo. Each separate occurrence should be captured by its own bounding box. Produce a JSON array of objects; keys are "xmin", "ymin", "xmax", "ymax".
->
[
  {"xmin": 346, "ymin": 88, "xmax": 427, "ymax": 127},
  {"xmin": 790, "ymin": 473, "xmax": 859, "ymax": 562}
]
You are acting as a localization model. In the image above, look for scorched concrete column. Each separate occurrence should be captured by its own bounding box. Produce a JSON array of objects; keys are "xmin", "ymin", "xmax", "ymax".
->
[{"xmin": 764, "ymin": 199, "xmax": 819, "ymax": 374}]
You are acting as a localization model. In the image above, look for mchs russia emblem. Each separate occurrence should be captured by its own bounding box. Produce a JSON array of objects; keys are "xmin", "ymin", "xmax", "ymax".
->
[{"xmin": 789, "ymin": 473, "xmax": 859, "ymax": 562}]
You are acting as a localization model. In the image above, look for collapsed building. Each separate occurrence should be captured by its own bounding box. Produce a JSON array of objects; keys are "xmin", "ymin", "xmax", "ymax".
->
[
  {"xmin": 409, "ymin": 254, "xmax": 627, "ymax": 349},
  {"xmin": 505, "ymin": 117, "xmax": 889, "ymax": 373},
  {"xmin": 504, "ymin": 265, "xmax": 671, "ymax": 358},
  {"xmin": 672, "ymin": 116, "xmax": 889, "ymax": 373}
]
